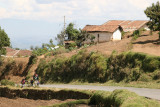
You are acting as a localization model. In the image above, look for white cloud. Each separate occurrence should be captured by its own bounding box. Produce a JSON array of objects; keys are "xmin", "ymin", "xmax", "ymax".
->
[
  {"xmin": 0, "ymin": 0, "xmax": 158, "ymax": 22},
  {"xmin": 128, "ymin": 0, "xmax": 151, "ymax": 10}
]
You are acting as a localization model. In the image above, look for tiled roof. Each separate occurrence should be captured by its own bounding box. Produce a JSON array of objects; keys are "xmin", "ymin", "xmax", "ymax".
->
[
  {"xmin": 16, "ymin": 50, "xmax": 32, "ymax": 56},
  {"xmin": 82, "ymin": 25, "xmax": 120, "ymax": 33},
  {"xmin": 5, "ymin": 47, "xmax": 15, "ymax": 53},
  {"xmin": 4, "ymin": 47, "xmax": 32, "ymax": 57},
  {"xmin": 103, "ymin": 20, "xmax": 149, "ymax": 32}
]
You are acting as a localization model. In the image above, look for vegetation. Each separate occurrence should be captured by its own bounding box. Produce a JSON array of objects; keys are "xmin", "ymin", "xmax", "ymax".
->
[
  {"xmin": 0, "ymin": 27, "xmax": 10, "ymax": 55},
  {"xmin": 36, "ymin": 50, "xmax": 107, "ymax": 83},
  {"xmin": 0, "ymin": 86, "xmax": 91, "ymax": 100},
  {"xmin": 51, "ymin": 99, "xmax": 89, "ymax": 107},
  {"xmin": 28, "ymin": 54, "xmax": 38, "ymax": 65},
  {"xmin": 65, "ymin": 23, "xmax": 80, "ymax": 41},
  {"xmin": 144, "ymin": 1, "xmax": 160, "ymax": 39},
  {"xmin": 36, "ymin": 50, "xmax": 160, "ymax": 85},
  {"xmin": 89, "ymin": 89, "xmax": 160, "ymax": 107},
  {"xmin": 0, "ymin": 86, "xmax": 159, "ymax": 107},
  {"xmin": 0, "ymin": 79, "xmax": 15, "ymax": 86},
  {"xmin": 56, "ymin": 23, "xmax": 95, "ymax": 47},
  {"xmin": 131, "ymin": 28, "xmax": 146, "ymax": 41}
]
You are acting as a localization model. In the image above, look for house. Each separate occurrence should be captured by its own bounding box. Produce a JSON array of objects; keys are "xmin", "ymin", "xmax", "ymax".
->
[
  {"xmin": 82, "ymin": 25, "xmax": 123, "ymax": 43},
  {"xmin": 2, "ymin": 47, "xmax": 32, "ymax": 57},
  {"xmin": 103, "ymin": 20, "xmax": 149, "ymax": 32}
]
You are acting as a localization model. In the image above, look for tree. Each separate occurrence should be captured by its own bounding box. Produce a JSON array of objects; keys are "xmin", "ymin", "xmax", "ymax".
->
[
  {"xmin": 76, "ymin": 30, "xmax": 95, "ymax": 47},
  {"xmin": 55, "ymin": 30, "xmax": 65, "ymax": 45},
  {"xmin": 65, "ymin": 23, "xmax": 80, "ymax": 40},
  {"xmin": 0, "ymin": 27, "xmax": 10, "ymax": 54},
  {"xmin": 144, "ymin": 1, "xmax": 160, "ymax": 39},
  {"xmin": 55, "ymin": 23, "xmax": 94, "ymax": 47}
]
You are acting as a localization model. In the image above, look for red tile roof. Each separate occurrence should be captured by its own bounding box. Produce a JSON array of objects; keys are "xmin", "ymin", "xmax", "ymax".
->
[
  {"xmin": 16, "ymin": 50, "xmax": 32, "ymax": 56},
  {"xmin": 4, "ymin": 47, "xmax": 32, "ymax": 57},
  {"xmin": 82, "ymin": 25, "xmax": 120, "ymax": 33},
  {"xmin": 103, "ymin": 20, "xmax": 149, "ymax": 32}
]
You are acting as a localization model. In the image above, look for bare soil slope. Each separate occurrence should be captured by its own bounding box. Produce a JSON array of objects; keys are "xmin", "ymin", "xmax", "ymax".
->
[
  {"xmin": 0, "ymin": 97, "xmax": 74, "ymax": 107},
  {"xmin": 132, "ymin": 31, "xmax": 160, "ymax": 56}
]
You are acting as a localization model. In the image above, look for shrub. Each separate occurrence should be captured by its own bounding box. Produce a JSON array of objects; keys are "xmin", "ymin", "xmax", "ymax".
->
[
  {"xmin": 52, "ymin": 47, "xmax": 68, "ymax": 55},
  {"xmin": 28, "ymin": 54, "xmax": 38, "ymax": 65},
  {"xmin": 36, "ymin": 50, "xmax": 107, "ymax": 83},
  {"xmin": 153, "ymin": 70, "xmax": 160, "ymax": 80},
  {"xmin": 25, "ymin": 70, "xmax": 32, "ymax": 80},
  {"xmin": 132, "ymin": 30, "xmax": 140, "ymax": 36},
  {"xmin": 107, "ymin": 52, "xmax": 160, "ymax": 82},
  {"xmin": 89, "ymin": 89, "xmax": 160, "ymax": 107},
  {"xmin": 36, "ymin": 51, "xmax": 160, "ymax": 83},
  {"xmin": 69, "ymin": 42, "xmax": 77, "ymax": 48},
  {"xmin": 138, "ymin": 74, "xmax": 152, "ymax": 82},
  {"xmin": 131, "ymin": 30, "xmax": 141, "ymax": 41},
  {"xmin": 0, "ymin": 79, "xmax": 15, "ymax": 86}
]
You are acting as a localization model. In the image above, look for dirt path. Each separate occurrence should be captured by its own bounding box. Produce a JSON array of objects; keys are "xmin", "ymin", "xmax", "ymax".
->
[{"xmin": 0, "ymin": 97, "xmax": 74, "ymax": 107}]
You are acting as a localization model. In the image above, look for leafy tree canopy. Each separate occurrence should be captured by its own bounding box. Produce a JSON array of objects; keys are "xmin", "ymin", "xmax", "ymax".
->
[
  {"xmin": 0, "ymin": 27, "xmax": 10, "ymax": 54},
  {"xmin": 65, "ymin": 23, "xmax": 80, "ymax": 40},
  {"xmin": 56, "ymin": 23, "xmax": 95, "ymax": 46},
  {"xmin": 144, "ymin": 1, "xmax": 160, "ymax": 31}
]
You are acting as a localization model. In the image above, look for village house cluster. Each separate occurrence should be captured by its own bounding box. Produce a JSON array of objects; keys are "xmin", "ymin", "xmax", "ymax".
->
[{"xmin": 82, "ymin": 20, "xmax": 149, "ymax": 43}]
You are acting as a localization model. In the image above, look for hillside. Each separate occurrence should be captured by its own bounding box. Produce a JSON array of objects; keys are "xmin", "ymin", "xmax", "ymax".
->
[
  {"xmin": 1, "ymin": 31, "xmax": 160, "ymax": 83},
  {"xmin": 132, "ymin": 31, "xmax": 160, "ymax": 56}
]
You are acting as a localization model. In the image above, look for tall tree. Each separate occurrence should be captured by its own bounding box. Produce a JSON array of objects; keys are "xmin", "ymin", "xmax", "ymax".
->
[
  {"xmin": 144, "ymin": 1, "xmax": 160, "ymax": 38},
  {"xmin": 0, "ymin": 27, "xmax": 10, "ymax": 54},
  {"xmin": 55, "ymin": 23, "xmax": 94, "ymax": 46},
  {"xmin": 65, "ymin": 23, "xmax": 80, "ymax": 40}
]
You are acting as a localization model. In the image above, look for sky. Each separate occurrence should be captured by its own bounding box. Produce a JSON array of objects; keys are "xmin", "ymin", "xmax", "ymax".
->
[{"xmin": 0, "ymin": 0, "xmax": 158, "ymax": 49}]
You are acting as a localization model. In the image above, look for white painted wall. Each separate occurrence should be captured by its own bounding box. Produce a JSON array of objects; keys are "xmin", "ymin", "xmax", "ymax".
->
[{"xmin": 113, "ymin": 29, "xmax": 122, "ymax": 40}]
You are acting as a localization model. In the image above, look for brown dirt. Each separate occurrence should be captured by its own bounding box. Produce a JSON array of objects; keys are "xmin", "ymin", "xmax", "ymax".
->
[
  {"xmin": 132, "ymin": 31, "xmax": 160, "ymax": 56},
  {"xmin": 86, "ymin": 38, "xmax": 132, "ymax": 55},
  {"xmin": 0, "ymin": 97, "xmax": 74, "ymax": 107}
]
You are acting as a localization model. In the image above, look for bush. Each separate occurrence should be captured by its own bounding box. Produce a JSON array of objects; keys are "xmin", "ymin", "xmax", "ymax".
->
[
  {"xmin": 36, "ymin": 50, "xmax": 107, "ymax": 83},
  {"xmin": 138, "ymin": 74, "xmax": 152, "ymax": 82},
  {"xmin": 32, "ymin": 48, "xmax": 48, "ymax": 56},
  {"xmin": 36, "ymin": 51, "xmax": 160, "ymax": 83},
  {"xmin": 153, "ymin": 70, "xmax": 160, "ymax": 80},
  {"xmin": 0, "ymin": 79, "xmax": 15, "ymax": 86},
  {"xmin": 69, "ymin": 42, "xmax": 77, "ymax": 48},
  {"xmin": 28, "ymin": 54, "xmax": 38, "ymax": 65},
  {"xmin": 107, "ymin": 52, "xmax": 160, "ymax": 82},
  {"xmin": 52, "ymin": 47, "xmax": 68, "ymax": 55},
  {"xmin": 131, "ymin": 30, "xmax": 141, "ymax": 41},
  {"xmin": 89, "ymin": 89, "xmax": 160, "ymax": 107}
]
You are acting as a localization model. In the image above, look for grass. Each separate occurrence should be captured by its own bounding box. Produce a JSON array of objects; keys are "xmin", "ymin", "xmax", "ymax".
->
[
  {"xmin": 89, "ymin": 89, "xmax": 160, "ymax": 107},
  {"xmin": 0, "ymin": 79, "xmax": 15, "ymax": 86},
  {"xmin": 1, "ymin": 86, "xmax": 160, "ymax": 107},
  {"xmin": 46, "ymin": 99, "xmax": 89, "ymax": 107},
  {"xmin": 46, "ymin": 80, "xmax": 160, "ymax": 89}
]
